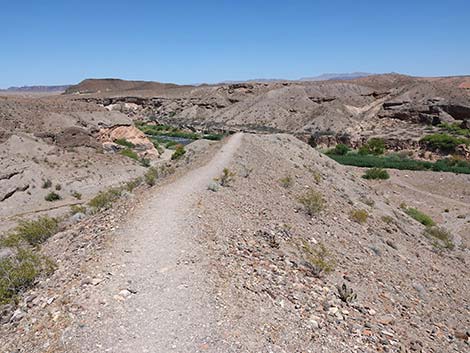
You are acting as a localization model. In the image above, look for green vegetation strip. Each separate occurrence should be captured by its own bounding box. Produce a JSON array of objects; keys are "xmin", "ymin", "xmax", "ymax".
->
[
  {"xmin": 137, "ymin": 123, "xmax": 225, "ymax": 141},
  {"xmin": 327, "ymin": 153, "xmax": 470, "ymax": 174}
]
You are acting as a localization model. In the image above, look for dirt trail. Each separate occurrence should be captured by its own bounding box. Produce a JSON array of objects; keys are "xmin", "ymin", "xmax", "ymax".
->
[{"xmin": 65, "ymin": 133, "xmax": 243, "ymax": 353}]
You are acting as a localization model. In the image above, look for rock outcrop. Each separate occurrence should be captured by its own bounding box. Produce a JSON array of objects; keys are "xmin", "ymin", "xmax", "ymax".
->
[{"xmin": 97, "ymin": 125, "xmax": 159, "ymax": 158}]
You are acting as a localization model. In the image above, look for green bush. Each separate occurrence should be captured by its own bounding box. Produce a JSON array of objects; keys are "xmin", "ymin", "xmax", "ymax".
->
[
  {"xmin": 0, "ymin": 249, "xmax": 55, "ymax": 304},
  {"xmin": 5, "ymin": 216, "xmax": 59, "ymax": 246},
  {"xmin": 359, "ymin": 138, "xmax": 386, "ymax": 155},
  {"xmin": 298, "ymin": 189, "xmax": 325, "ymax": 215},
  {"xmin": 45, "ymin": 191, "xmax": 61, "ymax": 202},
  {"xmin": 438, "ymin": 122, "xmax": 470, "ymax": 137},
  {"xmin": 420, "ymin": 133, "xmax": 469, "ymax": 153},
  {"xmin": 120, "ymin": 148, "xmax": 139, "ymax": 160},
  {"xmin": 350, "ymin": 209, "xmax": 368, "ymax": 224},
  {"xmin": 88, "ymin": 188, "xmax": 122, "ymax": 211},
  {"xmin": 330, "ymin": 144, "xmax": 350, "ymax": 155},
  {"xmin": 402, "ymin": 205, "xmax": 435, "ymax": 226},
  {"xmin": 114, "ymin": 138, "xmax": 135, "ymax": 148},
  {"xmin": 171, "ymin": 145, "xmax": 186, "ymax": 160},
  {"xmin": 362, "ymin": 167, "xmax": 390, "ymax": 180}
]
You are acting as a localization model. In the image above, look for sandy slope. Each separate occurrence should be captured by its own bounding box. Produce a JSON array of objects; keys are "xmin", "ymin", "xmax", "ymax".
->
[{"xmin": 63, "ymin": 133, "xmax": 243, "ymax": 352}]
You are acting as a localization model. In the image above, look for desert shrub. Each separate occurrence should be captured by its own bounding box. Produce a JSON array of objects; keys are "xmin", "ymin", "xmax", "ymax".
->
[
  {"xmin": 337, "ymin": 283, "xmax": 357, "ymax": 303},
  {"xmin": 438, "ymin": 122, "xmax": 470, "ymax": 137},
  {"xmin": 359, "ymin": 138, "xmax": 386, "ymax": 155},
  {"xmin": 150, "ymin": 138, "xmax": 164, "ymax": 154},
  {"xmin": 171, "ymin": 145, "xmax": 186, "ymax": 160},
  {"xmin": 144, "ymin": 167, "xmax": 159, "ymax": 186},
  {"xmin": 424, "ymin": 227, "xmax": 454, "ymax": 250},
  {"xmin": 125, "ymin": 177, "xmax": 142, "ymax": 191},
  {"xmin": 207, "ymin": 182, "xmax": 220, "ymax": 192},
  {"xmin": 70, "ymin": 204, "xmax": 87, "ymax": 215},
  {"xmin": 307, "ymin": 135, "xmax": 317, "ymax": 147},
  {"xmin": 140, "ymin": 158, "xmax": 151, "ymax": 167},
  {"xmin": 298, "ymin": 189, "xmax": 325, "ymax": 215},
  {"xmin": 120, "ymin": 148, "xmax": 139, "ymax": 160},
  {"xmin": 7, "ymin": 216, "xmax": 59, "ymax": 246},
  {"xmin": 88, "ymin": 188, "xmax": 122, "ymax": 211},
  {"xmin": 350, "ymin": 209, "xmax": 368, "ymax": 224},
  {"xmin": 41, "ymin": 179, "xmax": 52, "ymax": 189},
  {"xmin": 329, "ymin": 144, "xmax": 350, "ymax": 155},
  {"xmin": 420, "ymin": 133, "xmax": 468, "ymax": 153},
  {"xmin": 45, "ymin": 192, "xmax": 61, "ymax": 202},
  {"xmin": 219, "ymin": 168, "xmax": 235, "ymax": 187},
  {"xmin": 279, "ymin": 175, "xmax": 294, "ymax": 188},
  {"xmin": 71, "ymin": 191, "xmax": 82, "ymax": 200},
  {"xmin": 0, "ymin": 249, "xmax": 55, "ymax": 304},
  {"xmin": 300, "ymin": 240, "xmax": 335, "ymax": 277},
  {"xmin": 401, "ymin": 205, "xmax": 435, "ymax": 226},
  {"xmin": 114, "ymin": 138, "xmax": 135, "ymax": 148},
  {"xmin": 362, "ymin": 167, "xmax": 390, "ymax": 180},
  {"xmin": 55, "ymin": 184, "xmax": 62, "ymax": 191},
  {"xmin": 360, "ymin": 196, "xmax": 375, "ymax": 207},
  {"xmin": 381, "ymin": 215, "xmax": 394, "ymax": 224}
]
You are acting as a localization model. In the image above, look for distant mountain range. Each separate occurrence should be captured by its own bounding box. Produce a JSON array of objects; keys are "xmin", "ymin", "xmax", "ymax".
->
[
  {"xmin": 0, "ymin": 85, "xmax": 71, "ymax": 93},
  {"xmin": 1, "ymin": 73, "xmax": 374, "ymax": 92},
  {"xmin": 299, "ymin": 72, "xmax": 373, "ymax": 81},
  {"xmin": 219, "ymin": 72, "xmax": 373, "ymax": 84}
]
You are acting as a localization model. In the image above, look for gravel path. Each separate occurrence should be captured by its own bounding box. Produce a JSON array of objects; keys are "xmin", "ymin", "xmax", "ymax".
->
[{"xmin": 65, "ymin": 133, "xmax": 243, "ymax": 352}]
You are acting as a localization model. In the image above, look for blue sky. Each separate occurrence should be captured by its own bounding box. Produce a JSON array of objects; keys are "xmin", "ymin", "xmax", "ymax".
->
[{"xmin": 1, "ymin": 0, "xmax": 469, "ymax": 87}]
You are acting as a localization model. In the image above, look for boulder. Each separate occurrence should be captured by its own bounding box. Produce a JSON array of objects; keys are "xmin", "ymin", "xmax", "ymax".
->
[
  {"xmin": 455, "ymin": 144, "xmax": 470, "ymax": 160},
  {"xmin": 98, "ymin": 125, "xmax": 159, "ymax": 158},
  {"xmin": 56, "ymin": 127, "xmax": 100, "ymax": 148}
]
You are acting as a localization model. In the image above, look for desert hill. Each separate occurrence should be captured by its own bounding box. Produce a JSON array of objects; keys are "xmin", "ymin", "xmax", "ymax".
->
[
  {"xmin": 0, "ymin": 73, "xmax": 469, "ymax": 352},
  {"xmin": 66, "ymin": 74, "xmax": 470, "ymax": 155},
  {"xmin": 65, "ymin": 78, "xmax": 193, "ymax": 95},
  {"xmin": 0, "ymin": 133, "xmax": 468, "ymax": 352}
]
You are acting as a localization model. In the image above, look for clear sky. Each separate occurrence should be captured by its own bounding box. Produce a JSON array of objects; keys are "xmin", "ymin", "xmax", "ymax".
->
[{"xmin": 1, "ymin": 0, "xmax": 469, "ymax": 87}]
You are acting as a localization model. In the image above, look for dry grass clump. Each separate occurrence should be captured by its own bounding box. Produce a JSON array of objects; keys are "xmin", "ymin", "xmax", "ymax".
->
[
  {"xmin": 279, "ymin": 175, "xmax": 294, "ymax": 188},
  {"xmin": 298, "ymin": 189, "xmax": 325, "ymax": 215},
  {"xmin": 350, "ymin": 209, "xmax": 368, "ymax": 224},
  {"xmin": 424, "ymin": 227, "xmax": 454, "ymax": 250},
  {"xmin": 300, "ymin": 240, "xmax": 335, "ymax": 277}
]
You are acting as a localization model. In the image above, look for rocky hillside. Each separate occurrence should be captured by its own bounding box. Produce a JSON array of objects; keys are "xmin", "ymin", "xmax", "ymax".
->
[
  {"xmin": 0, "ymin": 95, "xmax": 159, "ymax": 232},
  {"xmin": 199, "ymin": 134, "xmax": 469, "ymax": 352},
  {"xmin": 67, "ymin": 74, "xmax": 470, "ymax": 152},
  {"xmin": 0, "ymin": 133, "xmax": 468, "ymax": 352}
]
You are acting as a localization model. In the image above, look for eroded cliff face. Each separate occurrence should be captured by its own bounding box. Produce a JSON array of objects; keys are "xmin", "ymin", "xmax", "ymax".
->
[
  {"xmin": 97, "ymin": 125, "xmax": 159, "ymax": 158},
  {"xmin": 69, "ymin": 75, "xmax": 470, "ymax": 154}
]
